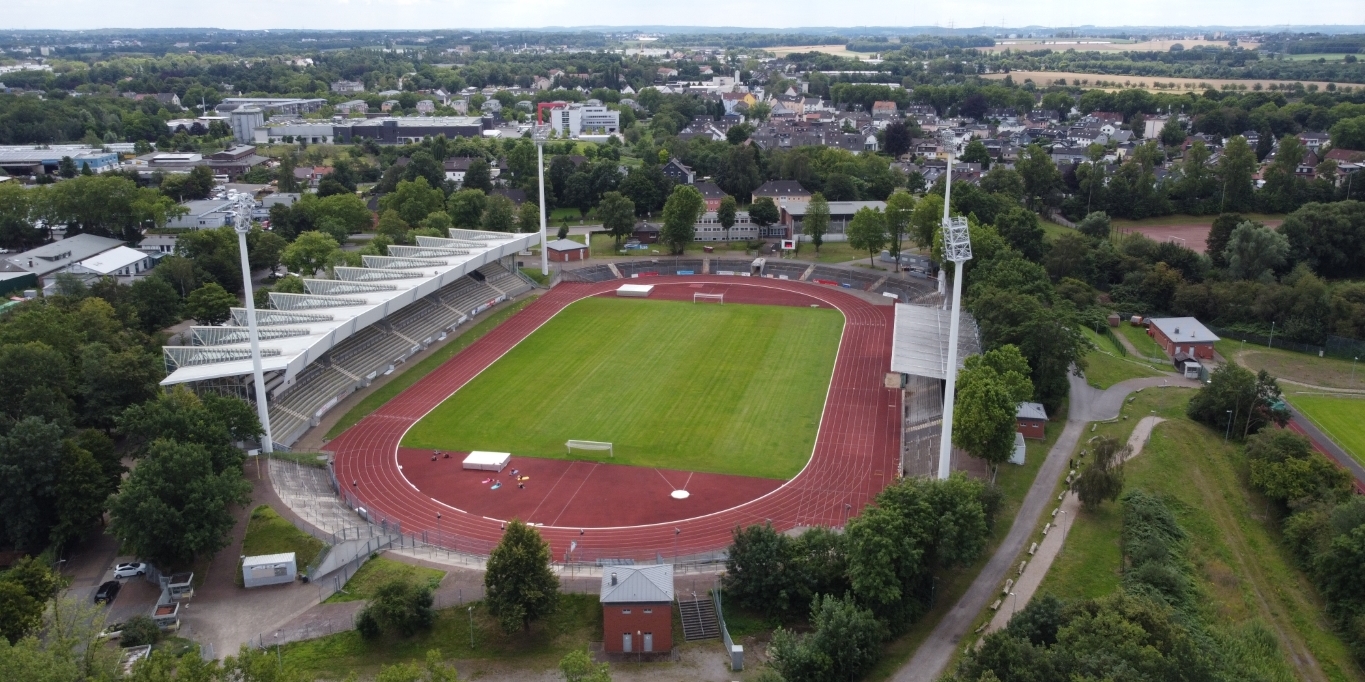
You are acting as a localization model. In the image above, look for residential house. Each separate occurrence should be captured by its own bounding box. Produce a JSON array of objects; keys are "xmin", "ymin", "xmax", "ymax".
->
[
  {"xmin": 661, "ymin": 158, "xmax": 695, "ymax": 185},
  {"xmin": 751, "ymin": 180, "xmax": 811, "ymax": 208},
  {"xmin": 1146, "ymin": 317, "xmax": 1219, "ymax": 360},
  {"xmin": 416, "ymin": 100, "xmax": 436, "ymax": 114},
  {"xmin": 330, "ymin": 80, "xmax": 366, "ymax": 94},
  {"xmin": 871, "ymin": 101, "xmax": 899, "ymax": 119},
  {"xmin": 335, "ymin": 100, "xmax": 368, "ymax": 115},
  {"xmin": 1299, "ymin": 131, "xmax": 1331, "ymax": 154},
  {"xmin": 693, "ymin": 181, "xmax": 727, "ymax": 211}
]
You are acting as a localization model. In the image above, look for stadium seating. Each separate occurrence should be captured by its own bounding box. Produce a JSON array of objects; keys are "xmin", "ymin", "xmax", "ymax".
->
[
  {"xmin": 477, "ymin": 262, "xmax": 534, "ymax": 298},
  {"xmin": 560, "ymin": 264, "xmax": 616, "ymax": 282}
]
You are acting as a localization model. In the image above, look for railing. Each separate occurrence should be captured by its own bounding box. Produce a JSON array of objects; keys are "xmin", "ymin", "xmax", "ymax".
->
[{"xmin": 713, "ymin": 585, "xmax": 743, "ymax": 671}]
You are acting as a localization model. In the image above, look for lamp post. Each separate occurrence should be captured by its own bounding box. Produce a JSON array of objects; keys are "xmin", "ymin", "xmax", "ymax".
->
[
  {"xmin": 1009, "ymin": 591, "xmax": 1019, "ymax": 616},
  {"xmin": 435, "ymin": 512, "xmax": 442, "ymax": 550},
  {"xmin": 534, "ymin": 125, "xmax": 550, "ymax": 277},
  {"xmin": 1268, "ymin": 321, "xmax": 1275, "ymax": 349},
  {"xmin": 467, "ymin": 606, "xmax": 474, "ymax": 649},
  {"xmin": 673, "ymin": 527, "xmax": 680, "ymax": 562},
  {"xmin": 937, "ymin": 130, "xmax": 972, "ymax": 480},
  {"xmin": 1225, "ymin": 410, "xmax": 1233, "ymax": 442},
  {"xmin": 233, "ymin": 194, "xmax": 273, "ymax": 454},
  {"xmin": 1352, "ymin": 356, "xmax": 1359, "ymax": 387}
]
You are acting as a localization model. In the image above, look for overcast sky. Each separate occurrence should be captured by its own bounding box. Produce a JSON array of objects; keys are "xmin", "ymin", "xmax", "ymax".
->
[{"xmin": 3, "ymin": 0, "xmax": 1363, "ymax": 32}]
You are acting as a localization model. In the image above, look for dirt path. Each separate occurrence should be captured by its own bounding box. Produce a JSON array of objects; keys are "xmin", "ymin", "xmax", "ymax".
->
[
  {"xmin": 984, "ymin": 416, "xmax": 1164, "ymax": 634},
  {"xmin": 1186, "ymin": 457, "xmax": 1328, "ymax": 681}
]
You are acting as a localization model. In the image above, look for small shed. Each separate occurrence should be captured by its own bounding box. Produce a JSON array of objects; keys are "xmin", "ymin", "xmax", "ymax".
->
[
  {"xmin": 601, "ymin": 564, "xmax": 675, "ymax": 654},
  {"xmin": 546, "ymin": 238, "xmax": 589, "ymax": 262},
  {"xmin": 242, "ymin": 552, "xmax": 297, "ymax": 588},
  {"xmin": 632, "ymin": 223, "xmax": 661, "ymax": 244},
  {"xmin": 1016, "ymin": 402, "xmax": 1048, "ymax": 440}
]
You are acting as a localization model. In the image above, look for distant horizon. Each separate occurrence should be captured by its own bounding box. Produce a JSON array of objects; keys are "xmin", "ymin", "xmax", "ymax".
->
[
  {"xmin": 4, "ymin": 24, "xmax": 1365, "ymax": 34},
  {"xmin": 2, "ymin": 0, "xmax": 1363, "ymax": 34}
]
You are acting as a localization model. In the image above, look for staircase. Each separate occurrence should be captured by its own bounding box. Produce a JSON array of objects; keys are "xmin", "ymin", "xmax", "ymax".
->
[{"xmin": 678, "ymin": 593, "xmax": 720, "ymax": 641}]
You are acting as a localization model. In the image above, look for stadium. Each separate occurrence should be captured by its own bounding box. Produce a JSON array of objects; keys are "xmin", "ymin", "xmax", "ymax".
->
[{"xmin": 162, "ymin": 231, "xmax": 977, "ymax": 562}]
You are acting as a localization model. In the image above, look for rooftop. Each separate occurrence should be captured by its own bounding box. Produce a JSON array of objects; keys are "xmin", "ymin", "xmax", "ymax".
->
[
  {"xmin": 5, "ymin": 234, "xmax": 125, "ymax": 276},
  {"xmin": 600, "ymin": 564, "xmax": 674, "ymax": 604},
  {"xmin": 1148, "ymin": 317, "xmax": 1219, "ymax": 344},
  {"xmin": 890, "ymin": 303, "xmax": 981, "ymax": 380},
  {"xmin": 75, "ymin": 246, "xmax": 146, "ymax": 275}
]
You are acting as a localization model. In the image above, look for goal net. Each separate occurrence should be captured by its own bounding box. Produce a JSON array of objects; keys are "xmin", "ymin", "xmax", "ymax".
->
[
  {"xmin": 566, "ymin": 440, "xmax": 614, "ymax": 458},
  {"xmin": 693, "ymin": 293, "xmax": 724, "ymax": 305}
]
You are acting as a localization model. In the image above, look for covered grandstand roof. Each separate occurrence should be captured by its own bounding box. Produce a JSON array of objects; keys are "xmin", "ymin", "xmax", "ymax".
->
[
  {"xmin": 160, "ymin": 229, "xmax": 540, "ymax": 387},
  {"xmin": 890, "ymin": 303, "xmax": 981, "ymax": 380}
]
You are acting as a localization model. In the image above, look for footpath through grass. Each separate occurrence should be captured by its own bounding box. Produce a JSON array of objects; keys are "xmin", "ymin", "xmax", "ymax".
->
[
  {"xmin": 238, "ymin": 506, "xmax": 327, "ymax": 587},
  {"xmin": 1039, "ymin": 389, "xmax": 1365, "ymax": 682},
  {"xmin": 1286, "ymin": 393, "xmax": 1365, "ymax": 467},
  {"xmin": 404, "ymin": 297, "xmax": 843, "ymax": 479},
  {"xmin": 282, "ymin": 593, "xmax": 602, "ymax": 679},
  {"xmin": 1218, "ymin": 338, "xmax": 1365, "ymax": 391},
  {"xmin": 323, "ymin": 556, "xmax": 445, "ymax": 604},
  {"xmin": 1080, "ymin": 327, "xmax": 1168, "ymax": 389},
  {"xmin": 325, "ymin": 299, "xmax": 533, "ymax": 440}
]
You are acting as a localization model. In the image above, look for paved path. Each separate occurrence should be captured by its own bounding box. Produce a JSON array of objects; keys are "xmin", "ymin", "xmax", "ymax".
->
[
  {"xmin": 892, "ymin": 374, "xmax": 1197, "ymax": 682},
  {"xmin": 984, "ymin": 416, "xmax": 1164, "ymax": 634}
]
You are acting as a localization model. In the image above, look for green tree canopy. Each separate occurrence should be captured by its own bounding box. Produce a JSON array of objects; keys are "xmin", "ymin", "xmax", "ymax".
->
[
  {"xmin": 660, "ymin": 184, "xmax": 703, "ymax": 254},
  {"xmin": 802, "ymin": 192, "xmax": 830, "ymax": 253},
  {"xmin": 183, "ymin": 283, "xmax": 236, "ymax": 326},
  {"xmin": 484, "ymin": 520, "xmax": 559, "ymax": 633}
]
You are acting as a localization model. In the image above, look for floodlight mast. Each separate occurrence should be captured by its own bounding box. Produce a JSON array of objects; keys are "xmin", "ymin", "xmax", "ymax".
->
[
  {"xmin": 938, "ymin": 132, "xmax": 972, "ymax": 480},
  {"xmin": 233, "ymin": 194, "xmax": 274, "ymax": 454},
  {"xmin": 534, "ymin": 125, "xmax": 550, "ymax": 277}
]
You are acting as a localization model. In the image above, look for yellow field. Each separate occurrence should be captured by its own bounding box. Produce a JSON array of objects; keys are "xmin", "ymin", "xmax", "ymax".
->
[
  {"xmin": 982, "ymin": 70, "xmax": 1353, "ymax": 93},
  {"xmin": 766, "ymin": 44, "xmax": 873, "ymax": 59},
  {"xmin": 977, "ymin": 38, "xmax": 1259, "ymax": 53}
]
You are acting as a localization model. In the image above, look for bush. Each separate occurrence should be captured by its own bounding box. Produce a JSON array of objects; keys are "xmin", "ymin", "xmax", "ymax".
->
[
  {"xmin": 356, "ymin": 578, "xmax": 435, "ymax": 639},
  {"xmin": 120, "ymin": 614, "xmax": 161, "ymax": 647}
]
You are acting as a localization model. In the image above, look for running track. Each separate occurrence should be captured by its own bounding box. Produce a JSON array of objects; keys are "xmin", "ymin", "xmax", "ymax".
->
[{"xmin": 331, "ymin": 277, "xmax": 901, "ymax": 560}]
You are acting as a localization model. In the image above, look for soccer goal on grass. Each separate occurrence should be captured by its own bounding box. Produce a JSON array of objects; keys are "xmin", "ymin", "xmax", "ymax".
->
[
  {"xmin": 693, "ymin": 292, "xmax": 724, "ymax": 305},
  {"xmin": 566, "ymin": 440, "xmax": 614, "ymax": 458}
]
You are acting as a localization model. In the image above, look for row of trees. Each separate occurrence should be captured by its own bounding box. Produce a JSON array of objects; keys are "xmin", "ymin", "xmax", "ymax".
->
[{"xmin": 725, "ymin": 475, "xmax": 999, "ymax": 682}]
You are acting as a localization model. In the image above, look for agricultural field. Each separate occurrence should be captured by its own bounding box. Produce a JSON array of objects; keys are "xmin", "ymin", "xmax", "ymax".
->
[
  {"xmin": 766, "ymin": 44, "xmax": 874, "ymax": 59},
  {"xmin": 403, "ymin": 297, "xmax": 843, "ymax": 479},
  {"xmin": 979, "ymin": 38, "xmax": 1260, "ymax": 53},
  {"xmin": 983, "ymin": 70, "xmax": 1348, "ymax": 92}
]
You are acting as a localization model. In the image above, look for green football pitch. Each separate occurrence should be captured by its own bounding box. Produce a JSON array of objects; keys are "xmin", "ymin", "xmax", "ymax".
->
[
  {"xmin": 1289, "ymin": 394, "xmax": 1365, "ymax": 468},
  {"xmin": 401, "ymin": 297, "xmax": 844, "ymax": 480}
]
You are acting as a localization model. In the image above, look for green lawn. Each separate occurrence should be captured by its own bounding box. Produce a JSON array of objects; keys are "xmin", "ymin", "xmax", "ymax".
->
[
  {"xmin": 1114, "ymin": 322, "xmax": 1167, "ymax": 360},
  {"xmin": 1218, "ymin": 338, "xmax": 1365, "ymax": 391},
  {"xmin": 1286, "ymin": 394, "xmax": 1365, "ymax": 467},
  {"xmin": 324, "ymin": 556, "xmax": 445, "ymax": 603},
  {"xmin": 283, "ymin": 594, "xmax": 602, "ymax": 679},
  {"xmin": 403, "ymin": 297, "xmax": 843, "ymax": 479},
  {"xmin": 326, "ymin": 299, "xmax": 534, "ymax": 439},
  {"xmin": 239, "ymin": 506, "xmax": 327, "ymax": 587},
  {"xmin": 1039, "ymin": 389, "xmax": 1364, "ymax": 682},
  {"xmin": 1081, "ymin": 327, "xmax": 1169, "ymax": 389}
]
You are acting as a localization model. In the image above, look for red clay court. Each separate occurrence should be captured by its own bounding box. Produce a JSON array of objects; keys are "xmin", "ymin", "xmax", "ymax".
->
[{"xmin": 331, "ymin": 277, "xmax": 901, "ymax": 560}]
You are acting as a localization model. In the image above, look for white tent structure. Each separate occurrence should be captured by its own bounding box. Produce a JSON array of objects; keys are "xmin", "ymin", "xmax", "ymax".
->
[{"xmin": 462, "ymin": 451, "xmax": 511, "ymax": 472}]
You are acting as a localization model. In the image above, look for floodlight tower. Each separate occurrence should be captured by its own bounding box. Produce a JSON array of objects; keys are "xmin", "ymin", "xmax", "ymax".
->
[
  {"xmin": 533, "ymin": 124, "xmax": 551, "ymax": 277},
  {"xmin": 937, "ymin": 130, "xmax": 972, "ymax": 480},
  {"xmin": 232, "ymin": 193, "xmax": 274, "ymax": 454}
]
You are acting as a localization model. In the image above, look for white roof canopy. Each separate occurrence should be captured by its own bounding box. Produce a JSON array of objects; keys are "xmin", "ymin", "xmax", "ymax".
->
[{"xmin": 890, "ymin": 303, "xmax": 981, "ymax": 380}]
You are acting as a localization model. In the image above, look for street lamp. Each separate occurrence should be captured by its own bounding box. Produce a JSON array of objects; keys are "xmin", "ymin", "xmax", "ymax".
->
[
  {"xmin": 233, "ymin": 193, "xmax": 273, "ymax": 454},
  {"xmin": 1224, "ymin": 410, "xmax": 1233, "ymax": 442},
  {"xmin": 467, "ymin": 606, "xmax": 474, "ymax": 648},
  {"xmin": 1009, "ymin": 591, "xmax": 1019, "ymax": 616},
  {"xmin": 1353, "ymin": 357, "xmax": 1359, "ymax": 387},
  {"xmin": 938, "ymin": 129, "xmax": 973, "ymax": 480},
  {"xmin": 673, "ymin": 528, "xmax": 680, "ymax": 562},
  {"xmin": 435, "ymin": 512, "xmax": 442, "ymax": 550},
  {"xmin": 1268, "ymin": 321, "xmax": 1276, "ymax": 349},
  {"xmin": 533, "ymin": 125, "xmax": 551, "ymax": 277}
]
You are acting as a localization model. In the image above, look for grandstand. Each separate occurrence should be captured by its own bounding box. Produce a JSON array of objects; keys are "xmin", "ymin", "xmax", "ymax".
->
[{"xmin": 160, "ymin": 229, "xmax": 540, "ymax": 447}]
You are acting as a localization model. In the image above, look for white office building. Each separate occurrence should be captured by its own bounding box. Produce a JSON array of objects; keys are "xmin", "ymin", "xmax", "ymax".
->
[{"xmin": 548, "ymin": 103, "xmax": 620, "ymax": 138}]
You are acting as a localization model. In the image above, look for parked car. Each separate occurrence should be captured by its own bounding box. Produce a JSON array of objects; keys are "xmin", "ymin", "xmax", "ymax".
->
[
  {"xmin": 94, "ymin": 581, "xmax": 121, "ymax": 605},
  {"xmin": 113, "ymin": 562, "xmax": 147, "ymax": 579}
]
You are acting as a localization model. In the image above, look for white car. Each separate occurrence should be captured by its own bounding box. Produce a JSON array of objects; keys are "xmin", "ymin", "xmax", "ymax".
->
[{"xmin": 112, "ymin": 562, "xmax": 147, "ymax": 579}]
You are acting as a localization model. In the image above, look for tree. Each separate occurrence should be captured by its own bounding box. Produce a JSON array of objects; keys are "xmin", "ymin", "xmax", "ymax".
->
[
  {"xmin": 769, "ymin": 595, "xmax": 887, "ymax": 682},
  {"xmin": 802, "ymin": 193, "xmax": 830, "ymax": 253},
  {"xmin": 960, "ymin": 140, "xmax": 992, "ymax": 169},
  {"xmin": 357, "ymin": 578, "xmax": 436, "ymax": 638},
  {"xmin": 1159, "ymin": 117, "xmax": 1186, "ymax": 147},
  {"xmin": 883, "ymin": 120, "xmax": 912, "ymax": 157},
  {"xmin": 375, "ymin": 650, "xmax": 459, "ymax": 682},
  {"xmin": 517, "ymin": 200, "xmax": 541, "ymax": 234},
  {"xmin": 994, "ymin": 207, "xmax": 1046, "ymax": 261},
  {"xmin": 560, "ymin": 648, "xmax": 611, "ymax": 682},
  {"xmin": 598, "ymin": 191, "xmax": 635, "ymax": 247},
  {"xmin": 847, "ymin": 206, "xmax": 888, "ymax": 267},
  {"xmin": 1073, "ymin": 436, "xmax": 1127, "ymax": 510},
  {"xmin": 482, "ymin": 194, "xmax": 518, "ymax": 233},
  {"xmin": 281, "ymin": 231, "xmax": 341, "ymax": 276},
  {"xmin": 78, "ymin": 343, "xmax": 161, "ymax": 431},
  {"xmin": 562, "ymin": 173, "xmax": 593, "ymax": 218},
  {"xmin": 58, "ymin": 156, "xmax": 77, "ymax": 179},
  {"xmin": 376, "ymin": 209, "xmax": 411, "ymax": 244},
  {"xmin": 910, "ymin": 193, "xmax": 944, "ymax": 248},
  {"xmin": 108, "ymin": 439, "xmax": 251, "ymax": 567},
  {"xmin": 716, "ymin": 195, "xmax": 738, "ymax": 241},
  {"xmin": 447, "ymin": 189, "xmax": 487, "ymax": 229},
  {"xmin": 1224, "ymin": 221, "xmax": 1288, "ymax": 281},
  {"xmin": 1246, "ymin": 429, "xmax": 1350, "ymax": 506},
  {"xmin": 0, "ymin": 418, "xmax": 64, "ymax": 551},
  {"xmin": 183, "ymin": 283, "xmax": 236, "ymax": 326},
  {"xmin": 718, "ymin": 145, "xmax": 763, "ymax": 200},
  {"xmin": 748, "ymin": 196, "xmax": 779, "ymax": 228},
  {"xmin": 618, "ymin": 165, "xmax": 669, "ymax": 216},
  {"xmin": 723, "ymin": 523, "xmax": 797, "ymax": 617},
  {"xmin": 382, "ymin": 178, "xmax": 447, "ymax": 227},
  {"xmin": 660, "ymin": 184, "xmax": 703, "ymax": 254},
  {"xmin": 484, "ymin": 520, "xmax": 559, "ymax": 633},
  {"xmin": 1017, "ymin": 144, "xmax": 1061, "ymax": 210},
  {"xmin": 1330, "ymin": 116, "xmax": 1365, "ymax": 152},
  {"xmin": 127, "ymin": 276, "xmax": 182, "ymax": 333},
  {"xmin": 953, "ymin": 359, "xmax": 1022, "ymax": 477},
  {"xmin": 1205, "ymin": 213, "xmax": 1245, "ymax": 268},
  {"xmin": 248, "ymin": 229, "xmax": 288, "ymax": 276},
  {"xmin": 119, "ymin": 615, "xmax": 161, "ymax": 647},
  {"xmin": 1186, "ymin": 364, "xmax": 1287, "ymax": 440},
  {"xmin": 1077, "ymin": 211, "xmax": 1112, "ymax": 241},
  {"xmin": 882, "ymin": 192, "xmax": 915, "ymax": 269},
  {"xmin": 1217, "ymin": 135, "xmax": 1257, "ymax": 213}
]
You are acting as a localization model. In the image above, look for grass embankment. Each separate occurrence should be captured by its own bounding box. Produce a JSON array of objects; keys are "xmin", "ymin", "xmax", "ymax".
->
[
  {"xmin": 324, "ymin": 299, "xmax": 534, "ymax": 439},
  {"xmin": 1217, "ymin": 339, "xmax": 1365, "ymax": 391},
  {"xmin": 1114, "ymin": 322, "xmax": 1168, "ymax": 360},
  {"xmin": 1039, "ymin": 389, "xmax": 1365, "ymax": 682},
  {"xmin": 1286, "ymin": 394, "xmax": 1365, "ymax": 468},
  {"xmin": 1080, "ymin": 327, "xmax": 1169, "ymax": 389},
  {"xmin": 282, "ymin": 594, "xmax": 602, "ymax": 679},
  {"xmin": 403, "ymin": 297, "xmax": 842, "ymax": 479},
  {"xmin": 866, "ymin": 402, "xmax": 1067, "ymax": 681},
  {"xmin": 323, "ymin": 556, "xmax": 445, "ymax": 604},
  {"xmin": 238, "ymin": 506, "xmax": 327, "ymax": 587}
]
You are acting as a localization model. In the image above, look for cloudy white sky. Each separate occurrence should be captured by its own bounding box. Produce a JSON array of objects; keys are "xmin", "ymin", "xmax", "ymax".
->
[{"xmin": 2, "ymin": 0, "xmax": 1362, "ymax": 31}]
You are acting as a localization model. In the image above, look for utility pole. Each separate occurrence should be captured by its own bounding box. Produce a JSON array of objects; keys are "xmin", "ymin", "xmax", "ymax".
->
[
  {"xmin": 938, "ymin": 130, "xmax": 973, "ymax": 480},
  {"xmin": 233, "ymin": 193, "xmax": 273, "ymax": 454}
]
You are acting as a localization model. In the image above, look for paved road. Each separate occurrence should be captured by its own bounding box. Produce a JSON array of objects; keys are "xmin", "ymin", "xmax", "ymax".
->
[{"xmin": 893, "ymin": 373, "xmax": 1197, "ymax": 682}]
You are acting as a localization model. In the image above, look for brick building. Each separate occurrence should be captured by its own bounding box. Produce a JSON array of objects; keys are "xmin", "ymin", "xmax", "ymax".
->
[
  {"xmin": 1147, "ymin": 317, "xmax": 1219, "ymax": 360},
  {"xmin": 600, "ymin": 564, "xmax": 674, "ymax": 654}
]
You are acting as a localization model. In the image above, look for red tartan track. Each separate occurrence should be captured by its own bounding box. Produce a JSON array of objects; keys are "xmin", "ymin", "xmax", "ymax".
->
[{"xmin": 331, "ymin": 277, "xmax": 900, "ymax": 560}]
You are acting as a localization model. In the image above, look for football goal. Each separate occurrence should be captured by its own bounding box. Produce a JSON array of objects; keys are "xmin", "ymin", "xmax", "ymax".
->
[
  {"xmin": 693, "ymin": 293, "xmax": 724, "ymax": 305},
  {"xmin": 566, "ymin": 440, "xmax": 614, "ymax": 458}
]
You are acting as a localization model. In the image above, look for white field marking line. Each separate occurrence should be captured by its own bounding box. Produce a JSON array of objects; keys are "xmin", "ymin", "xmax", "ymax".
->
[
  {"xmin": 653, "ymin": 468, "xmax": 678, "ymax": 490},
  {"xmin": 384, "ymin": 278, "xmax": 861, "ymax": 530}
]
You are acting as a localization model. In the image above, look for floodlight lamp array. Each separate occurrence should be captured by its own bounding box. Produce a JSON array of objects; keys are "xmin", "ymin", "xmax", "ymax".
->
[{"xmin": 942, "ymin": 216, "xmax": 973, "ymax": 263}]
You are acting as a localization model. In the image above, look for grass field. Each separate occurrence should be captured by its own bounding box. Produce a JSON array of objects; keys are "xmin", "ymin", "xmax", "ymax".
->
[
  {"xmin": 1218, "ymin": 339, "xmax": 1365, "ymax": 391},
  {"xmin": 239, "ymin": 506, "xmax": 327, "ymax": 587},
  {"xmin": 1115, "ymin": 322, "xmax": 1168, "ymax": 360},
  {"xmin": 1081, "ymin": 327, "xmax": 1168, "ymax": 389},
  {"xmin": 1286, "ymin": 394, "xmax": 1365, "ymax": 467},
  {"xmin": 403, "ymin": 297, "xmax": 843, "ymax": 479},
  {"xmin": 1038, "ymin": 389, "xmax": 1365, "ymax": 682},
  {"xmin": 326, "ymin": 299, "xmax": 534, "ymax": 439},
  {"xmin": 323, "ymin": 556, "xmax": 445, "ymax": 604},
  {"xmin": 983, "ymin": 70, "xmax": 1344, "ymax": 92}
]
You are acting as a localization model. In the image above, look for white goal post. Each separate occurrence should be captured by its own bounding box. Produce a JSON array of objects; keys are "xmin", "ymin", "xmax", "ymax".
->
[
  {"xmin": 693, "ymin": 293, "xmax": 724, "ymax": 304},
  {"xmin": 566, "ymin": 440, "xmax": 614, "ymax": 458}
]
